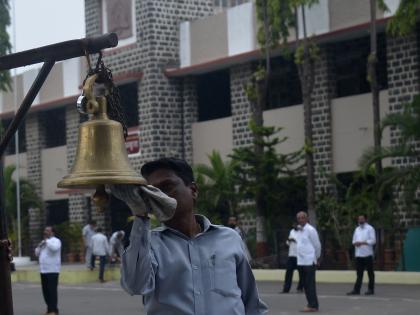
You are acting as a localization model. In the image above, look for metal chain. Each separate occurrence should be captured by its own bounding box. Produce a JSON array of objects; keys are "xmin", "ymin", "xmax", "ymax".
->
[{"xmin": 82, "ymin": 53, "xmax": 128, "ymax": 139}]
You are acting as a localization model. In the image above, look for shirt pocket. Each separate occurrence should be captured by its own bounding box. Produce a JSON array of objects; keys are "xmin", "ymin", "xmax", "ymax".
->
[{"xmin": 209, "ymin": 254, "xmax": 241, "ymax": 298}]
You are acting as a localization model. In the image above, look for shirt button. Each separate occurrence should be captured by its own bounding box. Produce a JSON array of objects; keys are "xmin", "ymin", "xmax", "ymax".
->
[{"xmin": 195, "ymin": 290, "xmax": 201, "ymax": 295}]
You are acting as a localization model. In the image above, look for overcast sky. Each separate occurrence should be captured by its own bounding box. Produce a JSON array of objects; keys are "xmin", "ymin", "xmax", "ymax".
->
[{"xmin": 8, "ymin": 0, "xmax": 85, "ymax": 71}]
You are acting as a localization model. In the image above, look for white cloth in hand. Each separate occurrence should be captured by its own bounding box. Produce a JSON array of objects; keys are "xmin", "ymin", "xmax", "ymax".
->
[{"xmin": 110, "ymin": 185, "xmax": 177, "ymax": 222}]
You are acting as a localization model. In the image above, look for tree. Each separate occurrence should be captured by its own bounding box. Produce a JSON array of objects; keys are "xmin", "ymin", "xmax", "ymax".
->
[
  {"xmin": 3, "ymin": 164, "xmax": 42, "ymax": 256},
  {"xmin": 231, "ymin": 122, "xmax": 304, "ymax": 257},
  {"xmin": 387, "ymin": 0, "xmax": 420, "ymax": 36},
  {"xmin": 249, "ymin": 0, "xmax": 292, "ymax": 256},
  {"xmin": 317, "ymin": 170, "xmax": 394, "ymax": 268},
  {"xmin": 0, "ymin": 0, "xmax": 12, "ymax": 91},
  {"xmin": 360, "ymin": 95, "xmax": 420, "ymax": 214},
  {"xmin": 368, "ymin": 0, "xmax": 389, "ymax": 178},
  {"xmin": 293, "ymin": 0, "xmax": 320, "ymax": 226},
  {"xmin": 250, "ymin": 0, "xmax": 319, "ymax": 254},
  {"xmin": 194, "ymin": 151, "xmax": 240, "ymax": 224}
]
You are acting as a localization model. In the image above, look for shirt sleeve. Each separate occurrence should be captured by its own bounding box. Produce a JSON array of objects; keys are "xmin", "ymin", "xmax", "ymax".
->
[
  {"xmin": 120, "ymin": 217, "xmax": 158, "ymax": 296},
  {"xmin": 35, "ymin": 245, "xmax": 41, "ymax": 257},
  {"xmin": 309, "ymin": 227, "xmax": 321, "ymax": 260},
  {"xmin": 352, "ymin": 228, "xmax": 357, "ymax": 245},
  {"xmin": 366, "ymin": 226, "xmax": 376, "ymax": 246},
  {"xmin": 236, "ymin": 241, "xmax": 268, "ymax": 315},
  {"xmin": 46, "ymin": 238, "xmax": 61, "ymax": 252}
]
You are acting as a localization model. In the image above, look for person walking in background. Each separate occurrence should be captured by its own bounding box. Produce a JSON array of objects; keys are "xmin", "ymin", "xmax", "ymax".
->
[
  {"xmin": 82, "ymin": 220, "xmax": 96, "ymax": 270},
  {"xmin": 296, "ymin": 211, "xmax": 321, "ymax": 312},
  {"xmin": 227, "ymin": 215, "xmax": 252, "ymax": 261},
  {"xmin": 91, "ymin": 227, "xmax": 110, "ymax": 283},
  {"xmin": 281, "ymin": 224, "xmax": 303, "ymax": 293},
  {"xmin": 35, "ymin": 226, "xmax": 62, "ymax": 315},
  {"xmin": 347, "ymin": 214, "xmax": 376, "ymax": 296},
  {"xmin": 110, "ymin": 230, "xmax": 125, "ymax": 263}
]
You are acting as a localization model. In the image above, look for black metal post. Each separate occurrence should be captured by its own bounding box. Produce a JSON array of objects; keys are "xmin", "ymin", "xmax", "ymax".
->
[{"xmin": 0, "ymin": 156, "xmax": 13, "ymax": 315}]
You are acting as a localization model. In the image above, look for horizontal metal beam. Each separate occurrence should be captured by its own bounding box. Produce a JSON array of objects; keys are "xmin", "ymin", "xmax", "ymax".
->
[{"xmin": 0, "ymin": 33, "xmax": 118, "ymax": 71}]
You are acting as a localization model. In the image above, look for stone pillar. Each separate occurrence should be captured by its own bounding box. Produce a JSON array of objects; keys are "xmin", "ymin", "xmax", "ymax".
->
[
  {"xmin": 387, "ymin": 32, "xmax": 420, "ymax": 226},
  {"xmin": 311, "ymin": 48, "xmax": 336, "ymax": 196},
  {"xmin": 25, "ymin": 113, "xmax": 45, "ymax": 199},
  {"xmin": 25, "ymin": 113, "xmax": 45, "ymax": 245},
  {"xmin": 28, "ymin": 207, "xmax": 42, "ymax": 258},
  {"xmin": 230, "ymin": 63, "xmax": 254, "ymax": 149},
  {"xmin": 183, "ymin": 76, "xmax": 199, "ymax": 164}
]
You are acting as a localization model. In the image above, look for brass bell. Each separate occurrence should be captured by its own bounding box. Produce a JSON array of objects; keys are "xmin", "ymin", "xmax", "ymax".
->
[{"xmin": 58, "ymin": 74, "xmax": 147, "ymax": 209}]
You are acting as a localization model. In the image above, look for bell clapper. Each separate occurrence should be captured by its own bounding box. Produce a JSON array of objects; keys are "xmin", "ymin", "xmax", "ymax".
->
[{"xmin": 92, "ymin": 185, "xmax": 109, "ymax": 213}]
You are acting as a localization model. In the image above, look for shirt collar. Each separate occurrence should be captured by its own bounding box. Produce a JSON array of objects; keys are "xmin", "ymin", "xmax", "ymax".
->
[{"xmin": 154, "ymin": 214, "xmax": 216, "ymax": 237}]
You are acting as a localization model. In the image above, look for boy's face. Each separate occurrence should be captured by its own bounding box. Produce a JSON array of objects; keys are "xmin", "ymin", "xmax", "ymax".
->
[{"xmin": 146, "ymin": 168, "xmax": 197, "ymax": 219}]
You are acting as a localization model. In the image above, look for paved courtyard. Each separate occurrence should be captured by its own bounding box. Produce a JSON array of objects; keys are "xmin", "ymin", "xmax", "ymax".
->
[{"xmin": 12, "ymin": 281, "xmax": 420, "ymax": 314}]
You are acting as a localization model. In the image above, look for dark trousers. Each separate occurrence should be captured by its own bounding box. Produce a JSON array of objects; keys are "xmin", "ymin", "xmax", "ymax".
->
[
  {"xmin": 283, "ymin": 256, "xmax": 303, "ymax": 292},
  {"xmin": 353, "ymin": 256, "xmax": 375, "ymax": 293},
  {"xmin": 40, "ymin": 273, "xmax": 59, "ymax": 313},
  {"xmin": 96, "ymin": 255, "xmax": 106, "ymax": 280},
  {"xmin": 299, "ymin": 265, "xmax": 319, "ymax": 309}
]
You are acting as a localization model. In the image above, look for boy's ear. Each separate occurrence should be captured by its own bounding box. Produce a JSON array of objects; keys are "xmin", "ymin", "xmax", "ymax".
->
[{"xmin": 190, "ymin": 182, "xmax": 198, "ymax": 199}]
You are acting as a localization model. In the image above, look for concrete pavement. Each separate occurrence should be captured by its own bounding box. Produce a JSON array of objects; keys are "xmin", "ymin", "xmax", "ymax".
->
[{"xmin": 12, "ymin": 281, "xmax": 420, "ymax": 315}]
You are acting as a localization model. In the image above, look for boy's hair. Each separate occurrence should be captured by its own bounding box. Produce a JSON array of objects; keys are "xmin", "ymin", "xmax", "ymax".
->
[{"xmin": 141, "ymin": 157, "xmax": 194, "ymax": 185}]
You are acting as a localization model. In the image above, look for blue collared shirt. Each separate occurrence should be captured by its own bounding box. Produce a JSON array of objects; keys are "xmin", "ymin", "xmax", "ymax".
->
[{"xmin": 121, "ymin": 215, "xmax": 268, "ymax": 315}]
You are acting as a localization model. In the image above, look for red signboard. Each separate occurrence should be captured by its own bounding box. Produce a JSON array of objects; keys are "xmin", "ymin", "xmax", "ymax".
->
[{"xmin": 125, "ymin": 128, "xmax": 140, "ymax": 155}]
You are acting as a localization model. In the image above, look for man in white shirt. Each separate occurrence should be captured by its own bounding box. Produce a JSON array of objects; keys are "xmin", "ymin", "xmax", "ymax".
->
[
  {"xmin": 296, "ymin": 211, "xmax": 321, "ymax": 312},
  {"xmin": 82, "ymin": 220, "xmax": 96, "ymax": 270},
  {"xmin": 35, "ymin": 226, "xmax": 62, "ymax": 315},
  {"xmin": 110, "ymin": 230, "xmax": 125, "ymax": 262},
  {"xmin": 347, "ymin": 214, "xmax": 376, "ymax": 296},
  {"xmin": 281, "ymin": 225, "xmax": 303, "ymax": 293},
  {"xmin": 90, "ymin": 227, "xmax": 110, "ymax": 283}
]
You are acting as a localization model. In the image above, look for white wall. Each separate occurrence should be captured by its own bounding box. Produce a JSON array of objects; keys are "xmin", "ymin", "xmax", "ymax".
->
[
  {"xmin": 227, "ymin": 2, "xmax": 256, "ymax": 56},
  {"xmin": 4, "ymin": 153, "xmax": 28, "ymax": 178},
  {"xmin": 297, "ymin": 0, "xmax": 330, "ymax": 38},
  {"xmin": 332, "ymin": 91, "xmax": 391, "ymax": 173},
  {"xmin": 263, "ymin": 104, "xmax": 305, "ymax": 155},
  {"xmin": 192, "ymin": 117, "xmax": 233, "ymax": 165},
  {"xmin": 41, "ymin": 146, "xmax": 67, "ymax": 200},
  {"xmin": 179, "ymin": 21, "xmax": 191, "ymax": 68}
]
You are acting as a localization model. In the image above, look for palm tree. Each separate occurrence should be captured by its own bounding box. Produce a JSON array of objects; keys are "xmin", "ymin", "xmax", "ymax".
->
[
  {"xmin": 3, "ymin": 164, "xmax": 42, "ymax": 256},
  {"xmin": 194, "ymin": 151, "xmax": 240, "ymax": 224},
  {"xmin": 360, "ymin": 95, "xmax": 420, "ymax": 211}
]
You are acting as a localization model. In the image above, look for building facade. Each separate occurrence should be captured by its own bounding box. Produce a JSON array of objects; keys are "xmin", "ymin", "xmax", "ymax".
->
[{"xmin": 1, "ymin": 0, "xmax": 419, "ymax": 251}]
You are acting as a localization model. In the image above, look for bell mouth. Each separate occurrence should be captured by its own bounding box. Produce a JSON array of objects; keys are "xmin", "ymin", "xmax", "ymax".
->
[{"xmin": 57, "ymin": 172, "xmax": 147, "ymax": 189}]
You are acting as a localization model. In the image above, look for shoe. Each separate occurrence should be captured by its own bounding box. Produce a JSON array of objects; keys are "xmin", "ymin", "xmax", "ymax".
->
[
  {"xmin": 346, "ymin": 291, "xmax": 360, "ymax": 295},
  {"xmin": 100, "ymin": 279, "xmax": 106, "ymax": 283},
  {"xmin": 297, "ymin": 289, "xmax": 304, "ymax": 293},
  {"xmin": 280, "ymin": 290, "xmax": 289, "ymax": 294},
  {"xmin": 365, "ymin": 290, "xmax": 374, "ymax": 295},
  {"xmin": 300, "ymin": 307, "xmax": 318, "ymax": 312}
]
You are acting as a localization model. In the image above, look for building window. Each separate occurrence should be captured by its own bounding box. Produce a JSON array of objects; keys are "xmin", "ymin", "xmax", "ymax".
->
[
  {"xmin": 45, "ymin": 199, "xmax": 69, "ymax": 226},
  {"xmin": 42, "ymin": 107, "xmax": 66, "ymax": 148},
  {"xmin": 333, "ymin": 34, "xmax": 388, "ymax": 98},
  {"xmin": 269, "ymin": 56, "xmax": 303, "ymax": 109},
  {"xmin": 1, "ymin": 118, "xmax": 26, "ymax": 155},
  {"xmin": 118, "ymin": 82, "xmax": 139, "ymax": 128},
  {"xmin": 102, "ymin": 0, "xmax": 136, "ymax": 47},
  {"xmin": 197, "ymin": 70, "xmax": 231, "ymax": 122}
]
